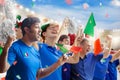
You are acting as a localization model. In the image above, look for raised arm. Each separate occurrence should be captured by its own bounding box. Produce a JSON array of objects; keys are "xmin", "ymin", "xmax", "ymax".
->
[
  {"xmin": 102, "ymin": 35, "xmax": 112, "ymax": 58},
  {"xmin": 0, "ymin": 36, "xmax": 14, "ymax": 73},
  {"xmin": 111, "ymin": 49, "xmax": 120, "ymax": 62},
  {"xmin": 55, "ymin": 18, "xmax": 69, "ymax": 43},
  {"xmin": 72, "ymin": 26, "xmax": 83, "ymax": 46}
]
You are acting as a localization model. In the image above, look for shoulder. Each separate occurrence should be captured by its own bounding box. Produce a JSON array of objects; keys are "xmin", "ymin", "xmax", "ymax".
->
[{"xmin": 10, "ymin": 40, "xmax": 21, "ymax": 48}]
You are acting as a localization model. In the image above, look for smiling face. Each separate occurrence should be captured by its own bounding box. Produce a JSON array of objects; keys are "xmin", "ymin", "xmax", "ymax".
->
[
  {"xmin": 62, "ymin": 38, "xmax": 70, "ymax": 45},
  {"xmin": 42, "ymin": 23, "xmax": 59, "ymax": 39},
  {"xmin": 58, "ymin": 35, "xmax": 70, "ymax": 45},
  {"xmin": 26, "ymin": 22, "xmax": 41, "ymax": 42},
  {"xmin": 80, "ymin": 38, "xmax": 91, "ymax": 54}
]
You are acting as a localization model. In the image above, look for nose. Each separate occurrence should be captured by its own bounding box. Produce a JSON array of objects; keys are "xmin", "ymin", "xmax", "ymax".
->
[{"xmin": 38, "ymin": 28, "xmax": 42, "ymax": 34}]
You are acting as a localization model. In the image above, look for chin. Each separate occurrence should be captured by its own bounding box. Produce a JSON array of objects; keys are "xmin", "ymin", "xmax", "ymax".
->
[{"xmin": 51, "ymin": 35, "xmax": 57, "ymax": 38}]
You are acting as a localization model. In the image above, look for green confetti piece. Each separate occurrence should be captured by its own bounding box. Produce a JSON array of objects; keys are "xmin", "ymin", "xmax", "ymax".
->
[
  {"xmin": 45, "ymin": 65, "xmax": 48, "ymax": 68},
  {"xmin": 32, "ymin": 2, "xmax": 35, "ymax": 7},
  {"xmin": 0, "ymin": 46, "xmax": 3, "ymax": 55},
  {"xmin": 16, "ymin": 75, "xmax": 21, "ymax": 79},
  {"xmin": 100, "ymin": 58, "xmax": 106, "ymax": 63},
  {"xmin": 16, "ymin": 15, "xmax": 21, "ymax": 20}
]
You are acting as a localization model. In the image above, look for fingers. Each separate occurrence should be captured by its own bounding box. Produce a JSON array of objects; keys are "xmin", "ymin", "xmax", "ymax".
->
[{"xmin": 5, "ymin": 36, "xmax": 15, "ymax": 46}]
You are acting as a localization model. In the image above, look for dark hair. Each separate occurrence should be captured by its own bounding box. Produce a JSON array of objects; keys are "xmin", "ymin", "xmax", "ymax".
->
[
  {"xmin": 40, "ymin": 23, "xmax": 59, "ymax": 43},
  {"xmin": 21, "ymin": 17, "xmax": 40, "ymax": 36},
  {"xmin": 80, "ymin": 38, "xmax": 89, "ymax": 45},
  {"xmin": 58, "ymin": 35, "xmax": 69, "ymax": 43}
]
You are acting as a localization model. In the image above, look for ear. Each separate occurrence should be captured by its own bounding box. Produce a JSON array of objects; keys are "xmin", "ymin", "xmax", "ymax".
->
[
  {"xmin": 24, "ymin": 27, "xmax": 30, "ymax": 34},
  {"xmin": 42, "ymin": 32, "xmax": 46, "ymax": 37}
]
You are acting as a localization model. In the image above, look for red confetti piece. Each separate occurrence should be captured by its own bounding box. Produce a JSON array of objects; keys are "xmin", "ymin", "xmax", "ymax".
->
[
  {"xmin": 16, "ymin": 4, "xmax": 20, "ymax": 8},
  {"xmin": 1, "ymin": 77, "xmax": 5, "ymax": 80},
  {"xmin": 65, "ymin": 0, "xmax": 72, "ymax": 5},
  {"xmin": 0, "ymin": 0, "xmax": 5, "ymax": 5},
  {"xmin": 12, "ymin": 28, "xmax": 16, "ymax": 31},
  {"xmin": 13, "ymin": 61, "xmax": 17, "ymax": 65},
  {"xmin": 83, "ymin": 3, "xmax": 89, "ymax": 10},
  {"xmin": 105, "ymin": 13, "xmax": 109, "ymax": 18}
]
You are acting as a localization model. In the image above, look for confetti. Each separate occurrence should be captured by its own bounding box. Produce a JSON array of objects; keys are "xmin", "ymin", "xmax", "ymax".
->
[
  {"xmin": 83, "ymin": 3, "xmax": 89, "ymax": 10},
  {"xmin": 63, "ymin": 68, "xmax": 67, "ymax": 72},
  {"xmin": 32, "ymin": 2, "xmax": 35, "ymax": 7},
  {"xmin": 32, "ymin": 0, "xmax": 36, "ymax": 2},
  {"xmin": 65, "ymin": 0, "xmax": 72, "ymax": 5},
  {"xmin": 105, "ymin": 13, "xmax": 109, "ymax": 18},
  {"xmin": 45, "ymin": 65, "xmax": 48, "ymax": 68},
  {"xmin": 13, "ymin": 61, "xmax": 17, "ymax": 65},
  {"xmin": 16, "ymin": 75, "xmax": 21, "ymax": 79},
  {"xmin": 0, "ymin": 0, "xmax": 5, "ymax": 5},
  {"xmin": 0, "ymin": 46, "xmax": 3, "ymax": 55},
  {"xmin": 100, "ymin": 58, "xmax": 106, "ymax": 63},
  {"xmin": 99, "ymin": 2, "xmax": 102, "ymax": 6}
]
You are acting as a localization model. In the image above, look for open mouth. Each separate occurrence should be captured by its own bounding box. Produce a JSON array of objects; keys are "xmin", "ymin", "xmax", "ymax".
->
[{"xmin": 51, "ymin": 31, "xmax": 58, "ymax": 34}]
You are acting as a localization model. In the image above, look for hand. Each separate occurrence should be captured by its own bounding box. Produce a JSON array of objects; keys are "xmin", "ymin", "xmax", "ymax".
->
[
  {"xmin": 5, "ymin": 36, "xmax": 15, "ymax": 47},
  {"xmin": 103, "ymin": 47, "xmax": 109, "ymax": 54},
  {"xmin": 57, "ymin": 55, "xmax": 68, "ymax": 66},
  {"xmin": 0, "ymin": 42, "xmax": 4, "ymax": 48},
  {"xmin": 106, "ymin": 35, "xmax": 112, "ymax": 41}
]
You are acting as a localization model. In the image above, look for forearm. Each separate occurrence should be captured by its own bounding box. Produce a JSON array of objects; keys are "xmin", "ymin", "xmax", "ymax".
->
[
  {"xmin": 103, "ymin": 39, "xmax": 112, "ymax": 58},
  {"xmin": 0, "ymin": 45, "xmax": 10, "ymax": 73},
  {"xmin": 37, "ymin": 60, "xmax": 61, "ymax": 78},
  {"xmin": 111, "ymin": 50, "xmax": 120, "ymax": 62}
]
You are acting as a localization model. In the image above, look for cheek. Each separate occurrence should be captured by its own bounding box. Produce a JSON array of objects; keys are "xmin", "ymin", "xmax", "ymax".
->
[{"xmin": 55, "ymin": 26, "xmax": 59, "ymax": 30}]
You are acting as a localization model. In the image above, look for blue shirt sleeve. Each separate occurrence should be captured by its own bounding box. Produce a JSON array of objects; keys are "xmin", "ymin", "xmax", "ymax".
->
[
  {"xmin": 108, "ymin": 55, "xmax": 112, "ymax": 61},
  {"xmin": 7, "ymin": 45, "xmax": 16, "ymax": 66},
  {"xmin": 93, "ymin": 53, "xmax": 103, "ymax": 61},
  {"xmin": 114, "ymin": 59, "xmax": 119, "ymax": 67}
]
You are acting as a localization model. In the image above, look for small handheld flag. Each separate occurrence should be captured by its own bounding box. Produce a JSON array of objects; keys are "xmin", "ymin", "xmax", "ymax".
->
[{"xmin": 84, "ymin": 13, "xmax": 96, "ymax": 37}]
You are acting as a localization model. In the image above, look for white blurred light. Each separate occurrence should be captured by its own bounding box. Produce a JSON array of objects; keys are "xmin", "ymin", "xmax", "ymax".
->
[
  {"xmin": 31, "ymin": 11, "xmax": 35, "ymax": 14},
  {"xmin": 32, "ymin": 0, "xmax": 36, "ymax": 2},
  {"xmin": 14, "ymin": 3, "xmax": 17, "ymax": 6},
  {"xmin": 25, "ymin": 8, "xmax": 30, "ymax": 12},
  {"xmin": 100, "ymin": 2, "xmax": 102, "ymax": 6},
  {"xmin": 19, "ymin": 5, "xmax": 23, "ymax": 9},
  {"xmin": 0, "ymin": 12, "xmax": 3, "ymax": 16},
  {"xmin": 112, "ymin": 37, "xmax": 120, "ymax": 48}
]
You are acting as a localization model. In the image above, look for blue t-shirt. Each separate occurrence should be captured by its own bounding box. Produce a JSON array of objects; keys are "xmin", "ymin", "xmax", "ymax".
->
[
  {"xmin": 6, "ymin": 40, "xmax": 42, "ymax": 80},
  {"xmin": 38, "ymin": 43, "xmax": 63, "ymax": 80},
  {"xmin": 93, "ymin": 55, "xmax": 112, "ymax": 80},
  {"xmin": 71, "ymin": 53, "xmax": 103, "ymax": 80},
  {"xmin": 62, "ymin": 63, "xmax": 71, "ymax": 80},
  {"xmin": 105, "ymin": 59, "xmax": 119, "ymax": 80}
]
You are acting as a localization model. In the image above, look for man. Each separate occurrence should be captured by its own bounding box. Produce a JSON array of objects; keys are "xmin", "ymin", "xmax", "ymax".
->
[
  {"xmin": 71, "ymin": 38, "xmax": 103, "ymax": 80},
  {"xmin": 0, "ymin": 17, "xmax": 68, "ymax": 80}
]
